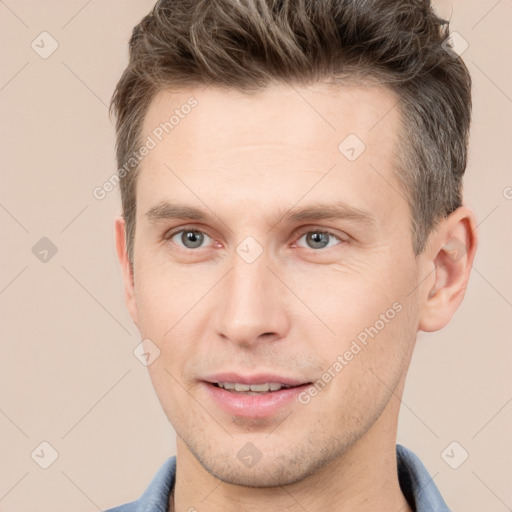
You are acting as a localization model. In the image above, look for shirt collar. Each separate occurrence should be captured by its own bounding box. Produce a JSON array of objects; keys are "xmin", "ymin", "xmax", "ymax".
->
[
  {"xmin": 397, "ymin": 444, "xmax": 451, "ymax": 511},
  {"xmin": 130, "ymin": 445, "xmax": 450, "ymax": 512}
]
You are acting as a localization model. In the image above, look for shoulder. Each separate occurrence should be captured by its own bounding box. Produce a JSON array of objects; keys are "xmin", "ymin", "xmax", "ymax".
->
[
  {"xmin": 396, "ymin": 444, "xmax": 451, "ymax": 512},
  {"xmin": 103, "ymin": 456, "xmax": 177, "ymax": 512},
  {"xmin": 104, "ymin": 503, "xmax": 138, "ymax": 512}
]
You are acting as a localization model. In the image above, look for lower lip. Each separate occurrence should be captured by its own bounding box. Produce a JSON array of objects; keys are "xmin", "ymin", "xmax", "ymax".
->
[{"xmin": 202, "ymin": 382, "xmax": 311, "ymax": 418}]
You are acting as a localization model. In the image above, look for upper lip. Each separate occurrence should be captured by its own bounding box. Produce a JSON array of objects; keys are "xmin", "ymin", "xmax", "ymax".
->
[{"xmin": 202, "ymin": 372, "xmax": 310, "ymax": 386}]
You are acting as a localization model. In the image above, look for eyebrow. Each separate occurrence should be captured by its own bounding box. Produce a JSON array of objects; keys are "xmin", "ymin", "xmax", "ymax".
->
[
  {"xmin": 284, "ymin": 203, "xmax": 375, "ymax": 225},
  {"xmin": 144, "ymin": 201, "xmax": 376, "ymax": 228},
  {"xmin": 145, "ymin": 202, "xmax": 210, "ymax": 223}
]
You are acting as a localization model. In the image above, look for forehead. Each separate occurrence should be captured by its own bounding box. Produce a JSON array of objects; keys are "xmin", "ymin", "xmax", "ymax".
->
[
  {"xmin": 142, "ymin": 82, "xmax": 400, "ymax": 156},
  {"xmin": 136, "ymin": 82, "xmax": 405, "ymax": 225}
]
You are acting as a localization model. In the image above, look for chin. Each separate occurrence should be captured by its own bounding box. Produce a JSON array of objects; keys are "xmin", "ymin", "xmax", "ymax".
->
[{"xmin": 193, "ymin": 439, "xmax": 343, "ymax": 489}]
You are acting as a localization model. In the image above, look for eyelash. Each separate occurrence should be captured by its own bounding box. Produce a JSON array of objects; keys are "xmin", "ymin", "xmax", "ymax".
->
[{"xmin": 163, "ymin": 226, "xmax": 345, "ymax": 252}]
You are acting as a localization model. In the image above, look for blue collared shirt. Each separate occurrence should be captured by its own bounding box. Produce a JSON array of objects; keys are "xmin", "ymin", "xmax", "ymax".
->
[{"xmin": 104, "ymin": 444, "xmax": 450, "ymax": 511}]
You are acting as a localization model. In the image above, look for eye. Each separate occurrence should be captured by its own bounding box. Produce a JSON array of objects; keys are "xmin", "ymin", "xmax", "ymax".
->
[
  {"xmin": 167, "ymin": 229, "xmax": 213, "ymax": 249},
  {"xmin": 295, "ymin": 229, "xmax": 343, "ymax": 250}
]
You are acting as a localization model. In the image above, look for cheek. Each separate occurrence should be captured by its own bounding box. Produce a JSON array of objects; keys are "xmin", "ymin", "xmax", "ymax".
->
[
  {"xmin": 132, "ymin": 255, "xmax": 208, "ymax": 338},
  {"xmin": 301, "ymin": 261, "xmax": 418, "ymax": 383},
  {"xmin": 133, "ymin": 261, "xmax": 208, "ymax": 374},
  {"xmin": 307, "ymin": 299, "xmax": 415, "ymax": 426},
  {"xmin": 296, "ymin": 264, "xmax": 399, "ymax": 335}
]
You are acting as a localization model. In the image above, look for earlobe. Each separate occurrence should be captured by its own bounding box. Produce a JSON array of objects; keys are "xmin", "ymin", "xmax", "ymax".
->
[
  {"xmin": 418, "ymin": 206, "xmax": 478, "ymax": 332},
  {"xmin": 114, "ymin": 215, "xmax": 138, "ymax": 326}
]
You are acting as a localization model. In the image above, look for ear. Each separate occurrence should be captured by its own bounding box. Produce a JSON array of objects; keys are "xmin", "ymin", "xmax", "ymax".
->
[
  {"xmin": 418, "ymin": 206, "xmax": 478, "ymax": 332},
  {"xmin": 114, "ymin": 215, "xmax": 138, "ymax": 326}
]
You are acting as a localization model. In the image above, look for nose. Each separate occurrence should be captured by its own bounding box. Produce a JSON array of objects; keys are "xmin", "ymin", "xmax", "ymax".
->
[{"xmin": 212, "ymin": 248, "xmax": 291, "ymax": 348}]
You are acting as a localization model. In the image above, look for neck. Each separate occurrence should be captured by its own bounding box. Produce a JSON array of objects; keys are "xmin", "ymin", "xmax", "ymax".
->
[{"xmin": 172, "ymin": 393, "xmax": 413, "ymax": 512}]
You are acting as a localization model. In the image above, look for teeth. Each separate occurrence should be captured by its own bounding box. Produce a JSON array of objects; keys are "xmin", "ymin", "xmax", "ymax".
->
[
  {"xmin": 217, "ymin": 382, "xmax": 292, "ymax": 392},
  {"xmin": 249, "ymin": 383, "xmax": 271, "ymax": 392}
]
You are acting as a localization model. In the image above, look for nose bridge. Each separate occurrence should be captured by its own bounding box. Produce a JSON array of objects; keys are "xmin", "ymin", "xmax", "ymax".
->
[{"xmin": 213, "ymin": 244, "xmax": 288, "ymax": 345}]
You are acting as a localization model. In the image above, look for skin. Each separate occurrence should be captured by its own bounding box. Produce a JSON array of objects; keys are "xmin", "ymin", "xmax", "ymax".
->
[{"xmin": 115, "ymin": 82, "xmax": 477, "ymax": 512}]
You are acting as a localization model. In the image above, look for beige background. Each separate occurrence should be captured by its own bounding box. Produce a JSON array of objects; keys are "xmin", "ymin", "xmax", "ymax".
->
[{"xmin": 0, "ymin": 1, "xmax": 511, "ymax": 511}]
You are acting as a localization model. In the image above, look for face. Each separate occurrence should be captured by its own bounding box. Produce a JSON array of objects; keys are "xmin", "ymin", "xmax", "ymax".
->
[{"xmin": 123, "ymin": 82, "xmax": 425, "ymax": 486}]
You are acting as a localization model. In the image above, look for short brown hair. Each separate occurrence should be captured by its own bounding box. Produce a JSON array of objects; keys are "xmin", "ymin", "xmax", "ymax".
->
[{"xmin": 110, "ymin": 0, "xmax": 472, "ymax": 266}]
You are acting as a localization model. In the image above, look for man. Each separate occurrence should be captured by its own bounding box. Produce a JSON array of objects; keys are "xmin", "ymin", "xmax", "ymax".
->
[{"xmin": 106, "ymin": 0, "xmax": 477, "ymax": 510}]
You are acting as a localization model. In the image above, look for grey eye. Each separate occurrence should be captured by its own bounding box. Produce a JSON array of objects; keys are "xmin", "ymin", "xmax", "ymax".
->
[
  {"xmin": 307, "ymin": 232, "xmax": 329, "ymax": 249},
  {"xmin": 172, "ymin": 230, "xmax": 210, "ymax": 249},
  {"xmin": 297, "ymin": 231, "xmax": 341, "ymax": 250}
]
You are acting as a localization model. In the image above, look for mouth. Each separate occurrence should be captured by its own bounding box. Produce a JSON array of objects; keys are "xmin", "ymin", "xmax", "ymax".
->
[
  {"xmin": 201, "ymin": 374, "xmax": 313, "ymax": 418},
  {"xmin": 211, "ymin": 381, "xmax": 299, "ymax": 394}
]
